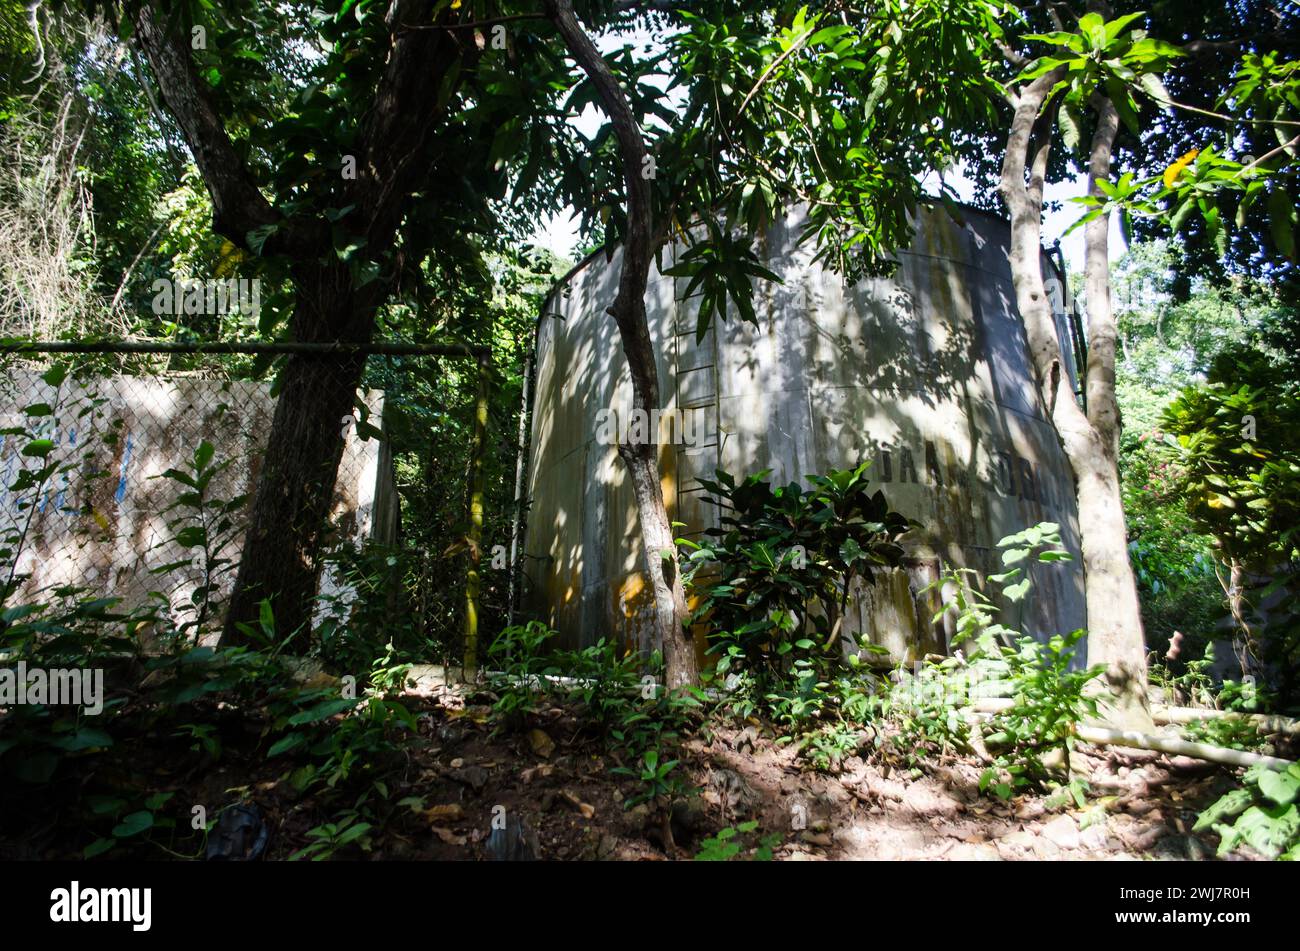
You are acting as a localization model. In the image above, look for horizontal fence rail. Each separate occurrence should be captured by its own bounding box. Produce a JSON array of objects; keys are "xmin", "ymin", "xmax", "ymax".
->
[{"xmin": 0, "ymin": 339, "xmax": 490, "ymax": 358}]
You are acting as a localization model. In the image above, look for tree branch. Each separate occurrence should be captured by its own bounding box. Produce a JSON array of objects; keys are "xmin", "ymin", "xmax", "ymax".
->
[
  {"xmin": 398, "ymin": 12, "xmax": 547, "ymax": 31},
  {"xmin": 132, "ymin": 4, "xmax": 321, "ymax": 256},
  {"xmin": 1000, "ymin": 68, "xmax": 1069, "ymax": 413},
  {"xmin": 544, "ymin": 0, "xmax": 659, "ymax": 410},
  {"xmin": 353, "ymin": 0, "xmax": 465, "ymax": 258},
  {"xmin": 1083, "ymin": 95, "xmax": 1122, "ymax": 461}
]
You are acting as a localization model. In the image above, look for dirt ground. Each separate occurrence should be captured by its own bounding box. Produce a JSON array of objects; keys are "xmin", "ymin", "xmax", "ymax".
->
[
  {"xmin": 3, "ymin": 679, "xmax": 1251, "ymax": 861},
  {"xmin": 289, "ymin": 685, "xmax": 1243, "ymax": 862}
]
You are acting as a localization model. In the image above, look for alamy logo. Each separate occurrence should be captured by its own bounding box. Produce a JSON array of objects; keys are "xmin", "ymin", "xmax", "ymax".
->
[
  {"xmin": 0, "ymin": 662, "xmax": 103, "ymax": 715},
  {"xmin": 151, "ymin": 276, "xmax": 261, "ymax": 317},
  {"xmin": 594, "ymin": 407, "xmax": 706, "ymax": 455},
  {"xmin": 49, "ymin": 882, "xmax": 151, "ymax": 931}
]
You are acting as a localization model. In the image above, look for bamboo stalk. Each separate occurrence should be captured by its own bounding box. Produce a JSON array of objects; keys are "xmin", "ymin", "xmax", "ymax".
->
[
  {"xmin": 507, "ymin": 353, "xmax": 533, "ymax": 626},
  {"xmin": 463, "ymin": 355, "xmax": 491, "ymax": 680}
]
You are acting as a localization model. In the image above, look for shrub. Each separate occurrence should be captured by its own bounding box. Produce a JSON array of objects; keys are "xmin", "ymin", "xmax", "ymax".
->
[
  {"xmin": 681, "ymin": 462, "xmax": 911, "ymax": 725},
  {"xmin": 1195, "ymin": 761, "xmax": 1300, "ymax": 860},
  {"xmin": 879, "ymin": 523, "xmax": 1104, "ymax": 797}
]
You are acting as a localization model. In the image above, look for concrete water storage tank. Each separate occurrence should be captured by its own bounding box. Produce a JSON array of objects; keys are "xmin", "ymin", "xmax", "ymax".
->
[{"xmin": 521, "ymin": 204, "xmax": 1087, "ymax": 663}]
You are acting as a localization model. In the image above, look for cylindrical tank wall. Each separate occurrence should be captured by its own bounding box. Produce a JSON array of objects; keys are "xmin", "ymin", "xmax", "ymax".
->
[{"xmin": 523, "ymin": 204, "xmax": 1086, "ymax": 662}]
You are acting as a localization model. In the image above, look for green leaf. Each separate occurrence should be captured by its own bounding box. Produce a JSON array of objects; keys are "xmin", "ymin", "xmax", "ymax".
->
[
  {"xmin": 268, "ymin": 732, "xmax": 307, "ymax": 756},
  {"xmin": 1257, "ymin": 768, "xmax": 1300, "ymax": 807},
  {"xmin": 1193, "ymin": 788, "xmax": 1252, "ymax": 831},
  {"xmin": 1036, "ymin": 550, "xmax": 1073, "ymax": 562},
  {"xmin": 247, "ymin": 224, "xmax": 278, "ymax": 255},
  {"xmin": 1137, "ymin": 72, "xmax": 1171, "ymax": 107},
  {"xmin": 1104, "ymin": 11, "xmax": 1146, "ymax": 42},
  {"xmin": 175, "ymin": 526, "xmax": 207, "ymax": 548},
  {"xmin": 1058, "ymin": 105, "xmax": 1082, "ymax": 153},
  {"xmin": 50, "ymin": 728, "xmax": 114, "ymax": 751},
  {"xmin": 1267, "ymin": 187, "xmax": 1296, "ymax": 260},
  {"xmin": 1003, "ymin": 578, "xmax": 1032, "ymax": 603},
  {"xmin": 83, "ymin": 838, "xmax": 117, "ymax": 859},
  {"xmin": 288, "ymin": 698, "xmax": 357, "ymax": 725},
  {"xmin": 112, "ymin": 811, "xmax": 154, "ymax": 838},
  {"xmin": 335, "ymin": 821, "xmax": 372, "ymax": 846}
]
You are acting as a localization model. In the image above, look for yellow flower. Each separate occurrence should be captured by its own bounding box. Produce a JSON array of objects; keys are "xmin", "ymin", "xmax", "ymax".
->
[{"xmin": 1163, "ymin": 148, "xmax": 1200, "ymax": 189}]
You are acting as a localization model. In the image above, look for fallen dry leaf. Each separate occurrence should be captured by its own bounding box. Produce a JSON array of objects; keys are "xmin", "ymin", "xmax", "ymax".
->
[
  {"xmin": 432, "ymin": 827, "xmax": 467, "ymax": 846},
  {"xmin": 421, "ymin": 804, "xmax": 465, "ymax": 825},
  {"xmin": 560, "ymin": 790, "xmax": 595, "ymax": 819},
  {"xmin": 522, "ymin": 764, "xmax": 554, "ymax": 784}
]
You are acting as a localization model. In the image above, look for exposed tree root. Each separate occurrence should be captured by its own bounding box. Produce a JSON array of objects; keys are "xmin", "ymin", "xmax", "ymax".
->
[
  {"xmin": 964, "ymin": 699, "xmax": 1295, "ymax": 770},
  {"xmin": 1075, "ymin": 726, "xmax": 1292, "ymax": 770},
  {"xmin": 1152, "ymin": 706, "xmax": 1300, "ymax": 738}
]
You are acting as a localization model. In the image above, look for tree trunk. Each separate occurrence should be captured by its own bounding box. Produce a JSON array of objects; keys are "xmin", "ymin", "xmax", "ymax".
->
[
  {"xmin": 999, "ymin": 73, "xmax": 1152, "ymax": 731},
  {"xmin": 621, "ymin": 441, "xmax": 696, "ymax": 688},
  {"xmin": 1225, "ymin": 558, "xmax": 1255, "ymax": 677},
  {"xmin": 546, "ymin": 0, "xmax": 698, "ymax": 689},
  {"xmin": 222, "ymin": 262, "xmax": 371, "ymax": 646},
  {"xmin": 134, "ymin": 0, "xmax": 466, "ymax": 652},
  {"xmin": 1080, "ymin": 96, "xmax": 1151, "ymax": 729}
]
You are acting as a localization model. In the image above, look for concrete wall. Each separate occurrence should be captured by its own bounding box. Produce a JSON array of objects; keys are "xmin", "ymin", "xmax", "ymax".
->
[
  {"xmin": 523, "ymin": 205, "xmax": 1087, "ymax": 662},
  {"xmin": 0, "ymin": 371, "xmax": 396, "ymax": 635}
]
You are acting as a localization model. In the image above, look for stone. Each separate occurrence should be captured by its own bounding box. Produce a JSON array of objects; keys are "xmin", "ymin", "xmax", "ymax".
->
[
  {"xmin": 734, "ymin": 726, "xmax": 760, "ymax": 754},
  {"xmin": 1079, "ymin": 822, "xmax": 1110, "ymax": 852},
  {"xmin": 1031, "ymin": 836, "xmax": 1061, "ymax": 859},
  {"xmin": 902, "ymin": 783, "xmax": 963, "ymax": 817},
  {"xmin": 1015, "ymin": 799, "xmax": 1046, "ymax": 822},
  {"xmin": 945, "ymin": 842, "xmax": 1001, "ymax": 861},
  {"xmin": 528, "ymin": 729, "xmax": 555, "ymax": 758},
  {"xmin": 449, "ymin": 765, "xmax": 489, "ymax": 793},
  {"xmin": 1041, "ymin": 814, "xmax": 1080, "ymax": 850},
  {"xmin": 996, "ymin": 828, "xmax": 1036, "ymax": 859},
  {"xmin": 595, "ymin": 833, "xmax": 619, "ymax": 860},
  {"xmin": 670, "ymin": 799, "xmax": 708, "ymax": 840}
]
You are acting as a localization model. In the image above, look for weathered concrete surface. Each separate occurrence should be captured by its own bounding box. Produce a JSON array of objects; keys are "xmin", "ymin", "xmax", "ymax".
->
[
  {"xmin": 0, "ymin": 370, "xmax": 396, "ymax": 634},
  {"xmin": 523, "ymin": 204, "xmax": 1086, "ymax": 662}
]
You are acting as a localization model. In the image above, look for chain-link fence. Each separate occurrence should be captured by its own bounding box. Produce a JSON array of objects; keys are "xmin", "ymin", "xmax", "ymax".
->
[{"xmin": 0, "ymin": 340, "xmax": 502, "ymax": 675}]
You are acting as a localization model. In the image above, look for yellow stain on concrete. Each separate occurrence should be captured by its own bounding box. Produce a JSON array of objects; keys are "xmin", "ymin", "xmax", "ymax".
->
[
  {"xmin": 618, "ymin": 572, "xmax": 650, "ymax": 618},
  {"xmin": 658, "ymin": 425, "xmax": 678, "ymax": 520}
]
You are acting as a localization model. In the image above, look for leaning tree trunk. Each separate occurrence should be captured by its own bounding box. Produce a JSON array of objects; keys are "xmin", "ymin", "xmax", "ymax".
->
[
  {"xmin": 222, "ymin": 262, "xmax": 371, "ymax": 646},
  {"xmin": 999, "ymin": 74, "xmax": 1152, "ymax": 731},
  {"xmin": 547, "ymin": 0, "xmax": 698, "ymax": 689}
]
